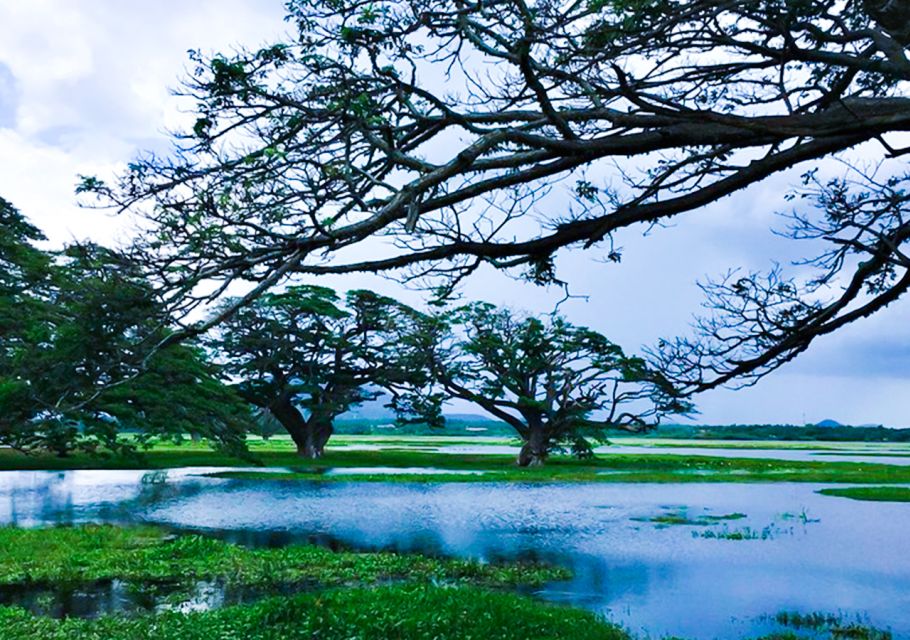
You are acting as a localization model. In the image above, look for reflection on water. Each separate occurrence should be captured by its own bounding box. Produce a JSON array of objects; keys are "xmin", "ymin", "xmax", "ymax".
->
[
  {"xmin": 0, "ymin": 578, "xmax": 316, "ymax": 619},
  {"xmin": 0, "ymin": 579, "xmax": 158, "ymax": 618},
  {"xmin": 1, "ymin": 469, "xmax": 909, "ymax": 639}
]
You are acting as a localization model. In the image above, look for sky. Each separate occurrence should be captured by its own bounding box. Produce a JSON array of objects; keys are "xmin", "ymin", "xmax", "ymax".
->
[{"xmin": 0, "ymin": 1, "xmax": 907, "ymax": 427}]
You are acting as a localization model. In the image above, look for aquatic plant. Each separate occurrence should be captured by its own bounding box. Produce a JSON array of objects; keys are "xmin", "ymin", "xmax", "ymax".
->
[
  {"xmin": 0, "ymin": 525, "xmax": 569, "ymax": 588},
  {"xmin": 631, "ymin": 509, "xmax": 747, "ymax": 527},
  {"xmin": 774, "ymin": 610, "xmax": 893, "ymax": 640}
]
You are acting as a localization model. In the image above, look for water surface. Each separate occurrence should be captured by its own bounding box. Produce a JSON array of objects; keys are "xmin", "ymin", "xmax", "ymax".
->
[{"xmin": 1, "ymin": 469, "xmax": 907, "ymax": 639}]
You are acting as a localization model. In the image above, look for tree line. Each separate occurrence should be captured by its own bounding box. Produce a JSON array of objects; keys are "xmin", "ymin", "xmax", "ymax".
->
[{"xmin": 1, "ymin": 196, "xmax": 688, "ymax": 464}]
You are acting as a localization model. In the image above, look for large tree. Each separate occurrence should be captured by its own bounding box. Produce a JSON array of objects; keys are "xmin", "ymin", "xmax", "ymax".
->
[
  {"xmin": 209, "ymin": 285, "xmax": 423, "ymax": 458},
  {"xmin": 0, "ymin": 197, "xmax": 250, "ymax": 456},
  {"xmin": 83, "ymin": 0, "xmax": 910, "ymax": 388},
  {"xmin": 1, "ymin": 196, "xmax": 56, "ymax": 447},
  {"xmin": 412, "ymin": 303, "xmax": 689, "ymax": 466}
]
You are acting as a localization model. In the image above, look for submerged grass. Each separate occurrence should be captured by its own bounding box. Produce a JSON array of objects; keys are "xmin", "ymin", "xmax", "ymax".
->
[
  {"xmin": 817, "ymin": 486, "xmax": 910, "ymax": 502},
  {"xmin": 0, "ymin": 583, "xmax": 627, "ymax": 640},
  {"xmin": 697, "ymin": 526, "xmax": 768, "ymax": 541},
  {"xmin": 773, "ymin": 610, "xmax": 893, "ymax": 640},
  {"xmin": 0, "ymin": 525, "xmax": 568, "ymax": 587}
]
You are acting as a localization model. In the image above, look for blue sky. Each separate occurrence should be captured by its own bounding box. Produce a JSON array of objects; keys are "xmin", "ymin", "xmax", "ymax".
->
[{"xmin": 0, "ymin": 1, "xmax": 907, "ymax": 426}]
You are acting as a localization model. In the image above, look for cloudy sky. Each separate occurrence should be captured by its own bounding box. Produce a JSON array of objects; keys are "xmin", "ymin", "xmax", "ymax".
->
[{"xmin": 1, "ymin": 1, "xmax": 907, "ymax": 427}]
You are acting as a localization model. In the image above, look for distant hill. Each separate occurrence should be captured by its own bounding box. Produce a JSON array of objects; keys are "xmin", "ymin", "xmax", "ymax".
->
[
  {"xmin": 648, "ymin": 423, "xmax": 910, "ymax": 442},
  {"xmin": 334, "ymin": 400, "xmax": 512, "ymax": 435},
  {"xmin": 443, "ymin": 413, "xmax": 499, "ymax": 423},
  {"xmin": 335, "ymin": 393, "xmax": 503, "ymax": 425},
  {"xmin": 330, "ymin": 399, "xmax": 906, "ymax": 440}
]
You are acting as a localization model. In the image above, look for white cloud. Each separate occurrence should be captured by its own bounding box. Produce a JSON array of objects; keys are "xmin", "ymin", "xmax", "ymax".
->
[{"xmin": 0, "ymin": 0, "xmax": 287, "ymax": 244}]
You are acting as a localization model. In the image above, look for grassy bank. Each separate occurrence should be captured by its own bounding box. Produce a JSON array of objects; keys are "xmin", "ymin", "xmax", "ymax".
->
[
  {"xmin": 817, "ymin": 486, "xmax": 910, "ymax": 502},
  {"xmin": 0, "ymin": 525, "xmax": 567, "ymax": 587},
  {"xmin": 0, "ymin": 525, "xmax": 612, "ymax": 640}
]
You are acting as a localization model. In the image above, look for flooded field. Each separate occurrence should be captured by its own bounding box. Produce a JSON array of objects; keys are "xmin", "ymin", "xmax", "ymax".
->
[{"xmin": 1, "ymin": 467, "xmax": 908, "ymax": 638}]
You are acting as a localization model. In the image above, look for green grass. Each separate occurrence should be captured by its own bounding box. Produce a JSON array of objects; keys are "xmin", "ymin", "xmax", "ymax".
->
[
  {"xmin": 6, "ymin": 436, "xmax": 910, "ymax": 485},
  {"xmin": 0, "ymin": 524, "xmax": 617, "ymax": 640},
  {"xmin": 817, "ymin": 486, "xmax": 910, "ymax": 502},
  {"xmin": 204, "ymin": 453, "xmax": 910, "ymax": 485},
  {"xmin": 0, "ymin": 583, "xmax": 627, "ymax": 640},
  {"xmin": 0, "ymin": 525, "xmax": 568, "ymax": 587}
]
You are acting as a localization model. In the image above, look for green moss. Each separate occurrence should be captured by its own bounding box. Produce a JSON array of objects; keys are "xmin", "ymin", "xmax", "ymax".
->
[
  {"xmin": 817, "ymin": 486, "xmax": 910, "ymax": 502},
  {"xmin": 0, "ymin": 525, "xmax": 568, "ymax": 587},
  {"xmin": 0, "ymin": 584, "xmax": 627, "ymax": 640}
]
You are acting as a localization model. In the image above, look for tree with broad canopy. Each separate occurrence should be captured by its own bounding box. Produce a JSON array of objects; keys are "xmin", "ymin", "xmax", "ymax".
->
[
  {"xmin": 403, "ymin": 302, "xmax": 691, "ymax": 466},
  {"xmin": 80, "ymin": 0, "xmax": 910, "ymax": 394},
  {"xmin": 208, "ymin": 285, "xmax": 429, "ymax": 458},
  {"xmin": 0, "ymin": 196, "xmax": 251, "ymax": 457}
]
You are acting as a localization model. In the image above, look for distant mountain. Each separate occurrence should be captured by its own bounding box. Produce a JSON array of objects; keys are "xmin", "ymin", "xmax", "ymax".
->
[
  {"xmin": 814, "ymin": 419, "xmax": 843, "ymax": 428},
  {"xmin": 335, "ymin": 394, "xmax": 499, "ymax": 424},
  {"xmin": 336, "ymin": 395, "xmax": 396, "ymax": 421},
  {"xmin": 444, "ymin": 413, "xmax": 503, "ymax": 423}
]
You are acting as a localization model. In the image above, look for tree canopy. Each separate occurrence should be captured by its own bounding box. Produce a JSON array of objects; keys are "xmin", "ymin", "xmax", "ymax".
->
[
  {"xmin": 209, "ymin": 285, "xmax": 426, "ymax": 457},
  {"xmin": 408, "ymin": 302, "xmax": 690, "ymax": 465},
  {"xmin": 81, "ymin": 0, "xmax": 910, "ymax": 391},
  {"xmin": 0, "ymin": 197, "xmax": 250, "ymax": 456}
]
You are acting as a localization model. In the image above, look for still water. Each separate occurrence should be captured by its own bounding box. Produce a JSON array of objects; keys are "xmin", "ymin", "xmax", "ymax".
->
[{"xmin": 1, "ymin": 469, "xmax": 908, "ymax": 639}]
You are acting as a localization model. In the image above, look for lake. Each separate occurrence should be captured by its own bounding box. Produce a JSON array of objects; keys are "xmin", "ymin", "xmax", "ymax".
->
[{"xmin": 1, "ymin": 468, "xmax": 908, "ymax": 639}]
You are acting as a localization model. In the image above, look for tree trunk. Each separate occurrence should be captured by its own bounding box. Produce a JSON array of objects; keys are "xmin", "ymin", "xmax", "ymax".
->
[
  {"xmin": 310, "ymin": 418, "xmax": 334, "ymax": 458},
  {"xmin": 299, "ymin": 417, "xmax": 333, "ymax": 458},
  {"xmin": 517, "ymin": 424, "xmax": 549, "ymax": 467},
  {"xmin": 268, "ymin": 392, "xmax": 314, "ymax": 458}
]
